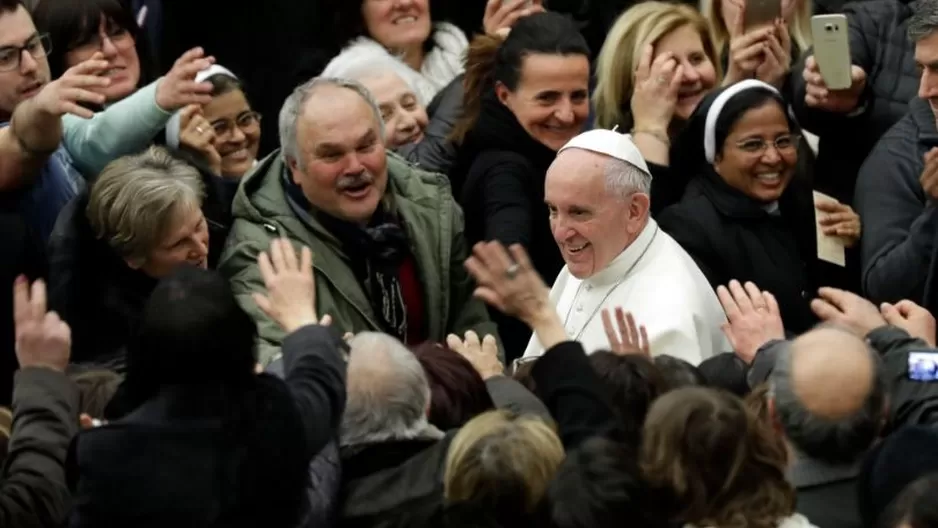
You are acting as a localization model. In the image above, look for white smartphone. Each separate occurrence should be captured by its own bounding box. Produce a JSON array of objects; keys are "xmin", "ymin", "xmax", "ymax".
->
[{"xmin": 811, "ymin": 14, "xmax": 852, "ymax": 90}]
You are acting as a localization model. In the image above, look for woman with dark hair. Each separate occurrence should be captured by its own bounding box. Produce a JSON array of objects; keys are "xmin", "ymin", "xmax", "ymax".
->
[
  {"xmin": 657, "ymin": 79, "xmax": 860, "ymax": 335},
  {"xmin": 412, "ymin": 342, "xmax": 495, "ymax": 430},
  {"xmin": 32, "ymin": 0, "xmax": 215, "ymax": 178},
  {"xmin": 68, "ymin": 239, "xmax": 347, "ymax": 527},
  {"xmin": 641, "ymin": 387, "xmax": 817, "ymax": 528},
  {"xmin": 450, "ymin": 12, "xmax": 590, "ymax": 360}
]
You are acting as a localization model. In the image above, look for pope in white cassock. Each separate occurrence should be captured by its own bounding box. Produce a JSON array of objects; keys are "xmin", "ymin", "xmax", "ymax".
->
[{"xmin": 522, "ymin": 129, "xmax": 728, "ymax": 365}]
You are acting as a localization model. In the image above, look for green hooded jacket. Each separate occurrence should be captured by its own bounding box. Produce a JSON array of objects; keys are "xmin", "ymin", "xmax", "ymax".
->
[{"xmin": 219, "ymin": 150, "xmax": 499, "ymax": 365}]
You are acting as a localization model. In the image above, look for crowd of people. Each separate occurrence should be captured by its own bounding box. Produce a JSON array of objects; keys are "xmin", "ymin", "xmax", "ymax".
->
[{"xmin": 2, "ymin": 0, "xmax": 938, "ymax": 526}]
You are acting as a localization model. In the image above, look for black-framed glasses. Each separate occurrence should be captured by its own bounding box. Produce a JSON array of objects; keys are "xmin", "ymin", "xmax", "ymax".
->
[
  {"xmin": 735, "ymin": 133, "xmax": 801, "ymax": 155},
  {"xmin": 211, "ymin": 111, "xmax": 262, "ymax": 140},
  {"xmin": 71, "ymin": 26, "xmax": 135, "ymax": 54},
  {"xmin": 0, "ymin": 33, "xmax": 51, "ymax": 72}
]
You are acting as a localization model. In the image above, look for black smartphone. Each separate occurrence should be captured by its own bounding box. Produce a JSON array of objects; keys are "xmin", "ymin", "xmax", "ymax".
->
[{"xmin": 908, "ymin": 351, "xmax": 938, "ymax": 381}]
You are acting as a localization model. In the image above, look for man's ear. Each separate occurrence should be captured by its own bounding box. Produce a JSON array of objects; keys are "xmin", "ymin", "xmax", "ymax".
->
[{"xmin": 627, "ymin": 193, "xmax": 651, "ymax": 233}]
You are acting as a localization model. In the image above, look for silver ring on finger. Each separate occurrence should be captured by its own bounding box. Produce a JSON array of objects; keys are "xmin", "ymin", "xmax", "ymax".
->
[
  {"xmin": 505, "ymin": 263, "xmax": 520, "ymax": 280},
  {"xmin": 196, "ymin": 126, "xmax": 205, "ymax": 134},
  {"xmin": 656, "ymin": 76, "xmax": 667, "ymax": 86}
]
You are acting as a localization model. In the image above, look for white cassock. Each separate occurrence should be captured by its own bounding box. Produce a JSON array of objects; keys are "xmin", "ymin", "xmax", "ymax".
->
[{"xmin": 523, "ymin": 219, "xmax": 729, "ymax": 365}]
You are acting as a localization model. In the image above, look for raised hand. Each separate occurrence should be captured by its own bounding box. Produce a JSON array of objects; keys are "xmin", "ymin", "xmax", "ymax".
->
[
  {"xmin": 601, "ymin": 307, "xmax": 650, "ymax": 357},
  {"xmin": 483, "ymin": 0, "xmax": 545, "ymax": 37},
  {"xmin": 253, "ymin": 238, "xmax": 330, "ymax": 333},
  {"xmin": 816, "ymin": 199, "xmax": 861, "ymax": 247},
  {"xmin": 446, "ymin": 330, "xmax": 504, "ymax": 379},
  {"xmin": 754, "ymin": 20, "xmax": 792, "ymax": 89},
  {"xmin": 631, "ymin": 44, "xmax": 683, "ymax": 136},
  {"xmin": 155, "ymin": 47, "xmax": 215, "ymax": 111},
  {"xmin": 178, "ymin": 104, "xmax": 222, "ymax": 174},
  {"xmin": 13, "ymin": 276, "xmax": 71, "ymax": 372},
  {"xmin": 724, "ymin": 4, "xmax": 776, "ymax": 85},
  {"xmin": 32, "ymin": 52, "xmax": 110, "ymax": 119},
  {"xmin": 464, "ymin": 241, "xmax": 550, "ymax": 323},
  {"xmin": 717, "ymin": 280, "xmax": 785, "ymax": 364},
  {"xmin": 881, "ymin": 300, "xmax": 937, "ymax": 347},
  {"xmin": 810, "ymin": 287, "xmax": 886, "ymax": 337},
  {"xmin": 803, "ymin": 55, "xmax": 867, "ymax": 113}
]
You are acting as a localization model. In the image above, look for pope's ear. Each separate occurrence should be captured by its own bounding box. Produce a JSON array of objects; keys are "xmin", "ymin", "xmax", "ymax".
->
[{"xmin": 630, "ymin": 193, "xmax": 651, "ymax": 219}]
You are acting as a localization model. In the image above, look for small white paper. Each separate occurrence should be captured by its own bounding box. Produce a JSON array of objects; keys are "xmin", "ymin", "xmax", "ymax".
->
[{"xmin": 814, "ymin": 191, "xmax": 846, "ymax": 267}]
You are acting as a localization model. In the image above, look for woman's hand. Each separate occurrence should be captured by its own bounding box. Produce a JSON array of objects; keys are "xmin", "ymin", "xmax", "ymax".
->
[
  {"xmin": 253, "ymin": 238, "xmax": 331, "ymax": 333},
  {"xmin": 817, "ymin": 200, "xmax": 861, "ymax": 248},
  {"xmin": 446, "ymin": 330, "xmax": 504, "ymax": 380},
  {"xmin": 755, "ymin": 20, "xmax": 792, "ymax": 89},
  {"xmin": 155, "ymin": 47, "xmax": 215, "ymax": 111},
  {"xmin": 601, "ymin": 307, "xmax": 651, "ymax": 357},
  {"xmin": 178, "ymin": 104, "xmax": 222, "ymax": 174},
  {"xmin": 724, "ymin": 5, "xmax": 777, "ymax": 85},
  {"xmin": 631, "ymin": 44, "xmax": 683, "ymax": 134},
  {"xmin": 483, "ymin": 0, "xmax": 545, "ymax": 37}
]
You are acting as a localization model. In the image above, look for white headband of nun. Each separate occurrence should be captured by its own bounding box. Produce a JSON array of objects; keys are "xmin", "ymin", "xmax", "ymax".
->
[
  {"xmin": 704, "ymin": 79, "xmax": 781, "ymax": 164},
  {"xmin": 164, "ymin": 65, "xmax": 239, "ymax": 149}
]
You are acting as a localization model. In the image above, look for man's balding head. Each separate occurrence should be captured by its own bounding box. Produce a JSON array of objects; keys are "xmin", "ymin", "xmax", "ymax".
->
[{"xmin": 770, "ymin": 326, "xmax": 887, "ymax": 464}]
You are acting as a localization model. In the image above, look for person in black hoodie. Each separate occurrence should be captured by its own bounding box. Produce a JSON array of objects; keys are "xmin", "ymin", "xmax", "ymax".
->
[
  {"xmin": 449, "ymin": 12, "xmax": 590, "ymax": 360},
  {"xmin": 658, "ymin": 79, "xmax": 861, "ymax": 335},
  {"xmin": 47, "ymin": 147, "xmax": 213, "ymax": 371}
]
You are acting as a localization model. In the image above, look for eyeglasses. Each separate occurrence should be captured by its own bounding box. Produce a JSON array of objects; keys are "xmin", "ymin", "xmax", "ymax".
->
[
  {"xmin": 72, "ymin": 27, "xmax": 135, "ymax": 54},
  {"xmin": 0, "ymin": 34, "xmax": 51, "ymax": 72},
  {"xmin": 735, "ymin": 133, "xmax": 801, "ymax": 155},
  {"xmin": 211, "ymin": 111, "xmax": 262, "ymax": 140}
]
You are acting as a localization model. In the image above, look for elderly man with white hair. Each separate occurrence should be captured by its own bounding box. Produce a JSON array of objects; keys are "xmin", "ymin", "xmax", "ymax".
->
[{"xmin": 522, "ymin": 129, "xmax": 728, "ymax": 364}]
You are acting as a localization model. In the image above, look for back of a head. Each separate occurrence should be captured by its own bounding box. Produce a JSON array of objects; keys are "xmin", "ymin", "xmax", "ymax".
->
[
  {"xmin": 548, "ymin": 436, "xmax": 666, "ymax": 528},
  {"xmin": 593, "ymin": 1, "xmax": 715, "ymax": 130},
  {"xmin": 641, "ymin": 387, "xmax": 794, "ymax": 528},
  {"xmin": 653, "ymin": 354, "xmax": 706, "ymax": 391},
  {"xmin": 879, "ymin": 474, "xmax": 938, "ymax": 528},
  {"xmin": 343, "ymin": 332, "xmax": 434, "ymax": 445},
  {"xmin": 589, "ymin": 351, "xmax": 667, "ymax": 448},
  {"xmin": 412, "ymin": 343, "xmax": 495, "ymax": 431},
  {"xmin": 453, "ymin": 11, "xmax": 590, "ymax": 144},
  {"xmin": 445, "ymin": 410, "xmax": 564, "ymax": 525},
  {"xmin": 858, "ymin": 427, "xmax": 938, "ymax": 527},
  {"xmin": 771, "ymin": 326, "xmax": 886, "ymax": 464},
  {"xmin": 127, "ymin": 267, "xmax": 257, "ymax": 397}
]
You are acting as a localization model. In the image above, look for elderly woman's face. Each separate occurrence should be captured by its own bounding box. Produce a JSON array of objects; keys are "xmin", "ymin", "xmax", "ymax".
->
[
  {"xmin": 361, "ymin": 73, "xmax": 428, "ymax": 149},
  {"xmin": 129, "ymin": 206, "xmax": 209, "ymax": 279},
  {"xmin": 202, "ymin": 88, "xmax": 261, "ymax": 178},
  {"xmin": 361, "ymin": 0, "xmax": 432, "ymax": 54},
  {"xmin": 653, "ymin": 24, "xmax": 717, "ymax": 121},
  {"xmin": 64, "ymin": 16, "xmax": 140, "ymax": 102},
  {"xmin": 713, "ymin": 100, "xmax": 797, "ymax": 203}
]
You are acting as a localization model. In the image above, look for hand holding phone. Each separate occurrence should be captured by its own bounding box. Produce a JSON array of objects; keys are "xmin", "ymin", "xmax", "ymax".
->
[{"xmin": 803, "ymin": 16, "xmax": 867, "ymax": 114}]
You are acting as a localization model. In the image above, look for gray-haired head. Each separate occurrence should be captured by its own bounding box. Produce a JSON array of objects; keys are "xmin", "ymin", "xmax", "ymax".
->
[
  {"xmin": 341, "ymin": 332, "xmax": 439, "ymax": 447},
  {"xmin": 770, "ymin": 325, "xmax": 887, "ymax": 464},
  {"xmin": 909, "ymin": 0, "xmax": 938, "ymax": 42},
  {"xmin": 604, "ymin": 156, "xmax": 652, "ymax": 199},
  {"xmin": 278, "ymin": 77, "xmax": 386, "ymax": 172},
  {"xmin": 320, "ymin": 42, "xmax": 420, "ymax": 94}
]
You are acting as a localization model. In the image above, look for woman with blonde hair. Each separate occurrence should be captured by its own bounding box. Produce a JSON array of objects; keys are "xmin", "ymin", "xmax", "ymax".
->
[
  {"xmin": 641, "ymin": 387, "xmax": 817, "ymax": 528},
  {"xmin": 701, "ymin": 0, "xmax": 812, "ymax": 89},
  {"xmin": 443, "ymin": 409, "xmax": 565, "ymax": 524},
  {"xmin": 593, "ymin": 2, "xmax": 745, "ymax": 214}
]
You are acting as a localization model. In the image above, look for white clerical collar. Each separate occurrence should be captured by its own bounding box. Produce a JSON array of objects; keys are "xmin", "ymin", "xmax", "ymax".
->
[{"xmin": 584, "ymin": 219, "xmax": 659, "ymax": 287}]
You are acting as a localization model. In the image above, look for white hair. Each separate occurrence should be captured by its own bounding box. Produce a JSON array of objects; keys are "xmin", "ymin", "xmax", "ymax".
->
[
  {"xmin": 278, "ymin": 77, "xmax": 386, "ymax": 171},
  {"xmin": 341, "ymin": 332, "xmax": 440, "ymax": 447},
  {"xmin": 321, "ymin": 40, "xmax": 421, "ymax": 94},
  {"xmin": 604, "ymin": 157, "xmax": 651, "ymax": 198}
]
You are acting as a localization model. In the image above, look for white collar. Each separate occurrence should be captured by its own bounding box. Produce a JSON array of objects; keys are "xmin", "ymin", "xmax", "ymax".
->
[{"xmin": 583, "ymin": 219, "xmax": 658, "ymax": 287}]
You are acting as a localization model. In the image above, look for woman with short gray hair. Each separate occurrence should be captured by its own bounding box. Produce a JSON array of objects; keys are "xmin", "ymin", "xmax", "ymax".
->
[{"xmin": 48, "ymin": 146, "xmax": 212, "ymax": 370}]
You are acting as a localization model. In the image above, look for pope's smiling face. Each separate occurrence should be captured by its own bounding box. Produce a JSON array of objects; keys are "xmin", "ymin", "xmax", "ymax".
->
[{"xmin": 545, "ymin": 148, "xmax": 650, "ymax": 279}]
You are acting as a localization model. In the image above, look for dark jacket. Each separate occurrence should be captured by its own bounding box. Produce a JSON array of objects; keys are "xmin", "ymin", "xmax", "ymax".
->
[
  {"xmin": 0, "ymin": 368, "xmax": 78, "ymax": 528},
  {"xmin": 395, "ymin": 75, "xmax": 462, "ymax": 175},
  {"xmin": 46, "ymin": 195, "xmax": 157, "ymax": 371},
  {"xmin": 855, "ymin": 97, "xmax": 938, "ymax": 311},
  {"xmin": 451, "ymin": 90, "xmax": 565, "ymax": 360},
  {"xmin": 0, "ymin": 211, "xmax": 44, "ymax": 406},
  {"xmin": 68, "ymin": 324, "xmax": 347, "ymax": 528},
  {"xmin": 658, "ymin": 173, "xmax": 821, "ymax": 335},
  {"xmin": 790, "ymin": 0, "xmax": 919, "ymax": 205}
]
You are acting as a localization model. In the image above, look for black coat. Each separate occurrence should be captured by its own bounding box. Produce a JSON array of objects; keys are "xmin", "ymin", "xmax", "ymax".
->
[
  {"xmin": 789, "ymin": 0, "xmax": 919, "ymax": 205},
  {"xmin": 855, "ymin": 97, "xmax": 938, "ymax": 312},
  {"xmin": 451, "ymin": 90, "xmax": 565, "ymax": 360},
  {"xmin": 67, "ymin": 325, "xmax": 347, "ymax": 528},
  {"xmin": 658, "ymin": 172, "xmax": 821, "ymax": 335}
]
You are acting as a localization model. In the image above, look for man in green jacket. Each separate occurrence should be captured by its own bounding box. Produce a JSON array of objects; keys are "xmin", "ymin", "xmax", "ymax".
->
[{"xmin": 219, "ymin": 76, "xmax": 498, "ymax": 365}]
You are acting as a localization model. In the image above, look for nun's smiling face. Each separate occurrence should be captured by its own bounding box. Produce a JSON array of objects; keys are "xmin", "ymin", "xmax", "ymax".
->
[{"xmin": 713, "ymin": 100, "xmax": 797, "ymax": 203}]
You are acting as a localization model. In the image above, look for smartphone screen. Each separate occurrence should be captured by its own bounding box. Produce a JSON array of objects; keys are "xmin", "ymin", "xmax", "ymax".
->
[{"xmin": 909, "ymin": 352, "xmax": 938, "ymax": 381}]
